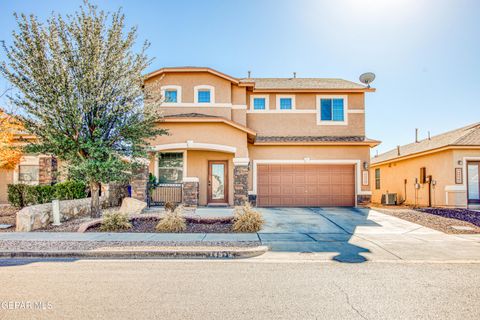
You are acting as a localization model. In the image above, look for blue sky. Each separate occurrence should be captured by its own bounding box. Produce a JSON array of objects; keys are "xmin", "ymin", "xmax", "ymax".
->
[{"xmin": 1, "ymin": 0, "xmax": 479, "ymax": 154}]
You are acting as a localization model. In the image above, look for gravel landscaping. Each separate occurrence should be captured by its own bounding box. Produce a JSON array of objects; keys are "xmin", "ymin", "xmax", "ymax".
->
[
  {"xmin": 0, "ymin": 240, "xmax": 259, "ymax": 251},
  {"xmin": 370, "ymin": 205, "xmax": 480, "ymax": 234},
  {"xmin": 86, "ymin": 216, "xmax": 234, "ymax": 233},
  {"xmin": 417, "ymin": 208, "xmax": 480, "ymax": 227}
]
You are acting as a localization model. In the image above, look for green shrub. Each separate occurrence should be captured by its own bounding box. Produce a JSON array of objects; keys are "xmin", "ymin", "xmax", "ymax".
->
[
  {"xmin": 232, "ymin": 202, "xmax": 264, "ymax": 233},
  {"xmin": 55, "ymin": 181, "xmax": 86, "ymax": 200},
  {"xmin": 156, "ymin": 205, "xmax": 186, "ymax": 232},
  {"xmin": 7, "ymin": 180, "xmax": 87, "ymax": 208},
  {"xmin": 100, "ymin": 211, "xmax": 132, "ymax": 232},
  {"xmin": 7, "ymin": 184, "xmax": 28, "ymax": 208},
  {"xmin": 25, "ymin": 185, "xmax": 56, "ymax": 206}
]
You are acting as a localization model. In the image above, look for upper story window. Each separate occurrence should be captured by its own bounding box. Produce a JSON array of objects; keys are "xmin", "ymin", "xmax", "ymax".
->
[
  {"xmin": 253, "ymin": 98, "xmax": 266, "ymax": 110},
  {"xmin": 194, "ymin": 85, "xmax": 215, "ymax": 104},
  {"xmin": 165, "ymin": 90, "xmax": 177, "ymax": 103},
  {"xmin": 280, "ymin": 98, "xmax": 292, "ymax": 110},
  {"xmin": 198, "ymin": 90, "xmax": 211, "ymax": 103},
  {"xmin": 249, "ymin": 95, "xmax": 269, "ymax": 112},
  {"xmin": 161, "ymin": 85, "xmax": 182, "ymax": 104},
  {"xmin": 317, "ymin": 95, "xmax": 348, "ymax": 125},
  {"xmin": 276, "ymin": 95, "xmax": 296, "ymax": 110}
]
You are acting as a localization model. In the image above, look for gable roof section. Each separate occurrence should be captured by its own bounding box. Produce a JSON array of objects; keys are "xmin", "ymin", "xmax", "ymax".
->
[
  {"xmin": 162, "ymin": 113, "xmax": 256, "ymax": 137},
  {"xmin": 144, "ymin": 67, "xmax": 241, "ymax": 84},
  {"xmin": 240, "ymin": 78, "xmax": 371, "ymax": 91},
  {"xmin": 144, "ymin": 67, "xmax": 374, "ymax": 91},
  {"xmin": 255, "ymin": 135, "xmax": 380, "ymax": 147},
  {"xmin": 372, "ymin": 123, "xmax": 480, "ymax": 165}
]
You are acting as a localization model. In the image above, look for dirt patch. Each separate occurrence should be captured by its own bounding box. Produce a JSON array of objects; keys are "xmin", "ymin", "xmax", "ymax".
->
[
  {"xmin": 371, "ymin": 205, "xmax": 480, "ymax": 234},
  {"xmin": 0, "ymin": 206, "xmax": 18, "ymax": 232},
  {"xmin": 86, "ymin": 216, "xmax": 234, "ymax": 233}
]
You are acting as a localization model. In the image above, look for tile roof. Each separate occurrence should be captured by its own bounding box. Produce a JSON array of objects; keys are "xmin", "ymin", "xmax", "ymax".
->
[
  {"xmin": 163, "ymin": 113, "xmax": 218, "ymax": 118},
  {"xmin": 255, "ymin": 136, "xmax": 376, "ymax": 143},
  {"xmin": 240, "ymin": 78, "xmax": 367, "ymax": 90},
  {"xmin": 372, "ymin": 122, "xmax": 480, "ymax": 164}
]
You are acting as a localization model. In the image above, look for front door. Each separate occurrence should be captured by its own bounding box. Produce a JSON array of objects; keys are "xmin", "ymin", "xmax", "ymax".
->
[
  {"xmin": 467, "ymin": 161, "xmax": 480, "ymax": 204},
  {"xmin": 208, "ymin": 161, "xmax": 228, "ymax": 204}
]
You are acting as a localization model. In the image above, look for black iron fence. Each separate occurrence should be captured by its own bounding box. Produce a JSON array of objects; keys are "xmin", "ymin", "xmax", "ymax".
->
[{"xmin": 148, "ymin": 183, "xmax": 183, "ymax": 207}]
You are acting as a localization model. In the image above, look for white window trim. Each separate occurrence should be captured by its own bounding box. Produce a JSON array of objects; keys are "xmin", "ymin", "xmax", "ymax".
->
[
  {"xmin": 13, "ymin": 155, "xmax": 41, "ymax": 184},
  {"xmin": 161, "ymin": 85, "xmax": 182, "ymax": 103},
  {"xmin": 249, "ymin": 95, "xmax": 270, "ymax": 112},
  {"xmin": 275, "ymin": 95, "xmax": 296, "ymax": 111},
  {"xmin": 194, "ymin": 85, "xmax": 215, "ymax": 104},
  {"xmin": 249, "ymin": 159, "xmax": 371, "ymax": 207},
  {"xmin": 316, "ymin": 95, "xmax": 348, "ymax": 126}
]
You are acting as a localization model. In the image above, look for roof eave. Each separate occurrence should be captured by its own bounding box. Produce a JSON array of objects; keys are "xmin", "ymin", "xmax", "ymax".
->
[
  {"xmin": 251, "ymin": 88, "xmax": 375, "ymax": 93},
  {"xmin": 162, "ymin": 117, "xmax": 256, "ymax": 136},
  {"xmin": 254, "ymin": 140, "xmax": 380, "ymax": 147},
  {"xmin": 144, "ymin": 67, "xmax": 240, "ymax": 84}
]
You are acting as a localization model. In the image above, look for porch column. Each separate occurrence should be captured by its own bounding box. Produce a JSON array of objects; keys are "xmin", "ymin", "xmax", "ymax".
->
[
  {"xmin": 39, "ymin": 156, "xmax": 57, "ymax": 185},
  {"xmin": 182, "ymin": 177, "xmax": 199, "ymax": 207},
  {"xmin": 131, "ymin": 165, "xmax": 149, "ymax": 202},
  {"xmin": 233, "ymin": 158, "xmax": 250, "ymax": 206}
]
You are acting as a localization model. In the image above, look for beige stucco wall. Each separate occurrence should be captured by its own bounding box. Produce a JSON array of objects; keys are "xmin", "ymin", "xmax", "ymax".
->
[
  {"xmin": 246, "ymin": 113, "xmax": 364, "ymax": 136},
  {"xmin": 186, "ymin": 151, "xmax": 234, "ymax": 206},
  {"xmin": 146, "ymin": 72, "xmax": 232, "ymax": 104},
  {"xmin": 231, "ymin": 109, "xmax": 247, "ymax": 126},
  {"xmin": 232, "ymin": 85, "xmax": 246, "ymax": 105},
  {"xmin": 149, "ymin": 122, "xmax": 249, "ymax": 158},
  {"xmin": 370, "ymin": 150, "xmax": 455, "ymax": 207},
  {"xmin": 248, "ymin": 145, "xmax": 371, "ymax": 193},
  {"xmin": 0, "ymin": 169, "xmax": 14, "ymax": 204}
]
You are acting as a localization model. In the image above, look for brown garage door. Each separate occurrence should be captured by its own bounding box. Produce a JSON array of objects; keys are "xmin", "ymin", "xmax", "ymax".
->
[{"xmin": 257, "ymin": 164, "xmax": 355, "ymax": 207}]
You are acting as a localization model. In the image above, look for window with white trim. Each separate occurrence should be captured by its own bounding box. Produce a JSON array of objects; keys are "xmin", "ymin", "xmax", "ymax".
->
[
  {"xmin": 197, "ymin": 90, "xmax": 211, "ymax": 103},
  {"xmin": 18, "ymin": 165, "xmax": 39, "ymax": 183},
  {"xmin": 317, "ymin": 95, "xmax": 348, "ymax": 125},
  {"xmin": 158, "ymin": 152, "xmax": 184, "ymax": 183},
  {"xmin": 276, "ymin": 95, "xmax": 295, "ymax": 110},
  {"xmin": 164, "ymin": 90, "xmax": 177, "ymax": 103},
  {"xmin": 253, "ymin": 98, "xmax": 266, "ymax": 110}
]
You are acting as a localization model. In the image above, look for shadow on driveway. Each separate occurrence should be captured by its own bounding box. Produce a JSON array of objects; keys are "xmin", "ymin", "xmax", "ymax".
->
[{"xmin": 258, "ymin": 207, "xmax": 381, "ymax": 263}]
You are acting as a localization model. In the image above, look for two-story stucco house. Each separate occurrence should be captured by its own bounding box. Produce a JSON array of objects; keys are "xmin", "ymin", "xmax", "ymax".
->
[{"xmin": 144, "ymin": 67, "xmax": 379, "ymax": 207}]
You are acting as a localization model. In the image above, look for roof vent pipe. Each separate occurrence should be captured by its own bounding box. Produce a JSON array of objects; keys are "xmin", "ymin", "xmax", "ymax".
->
[
  {"xmin": 397, "ymin": 145, "xmax": 401, "ymax": 156},
  {"xmin": 293, "ymin": 72, "xmax": 297, "ymax": 78},
  {"xmin": 415, "ymin": 128, "xmax": 419, "ymax": 143},
  {"xmin": 428, "ymin": 131, "xmax": 431, "ymax": 140},
  {"xmin": 247, "ymin": 70, "xmax": 251, "ymax": 78}
]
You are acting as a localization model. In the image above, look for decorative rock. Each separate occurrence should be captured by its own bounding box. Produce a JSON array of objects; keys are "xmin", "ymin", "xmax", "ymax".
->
[
  {"xmin": 119, "ymin": 197, "xmax": 147, "ymax": 216},
  {"xmin": 0, "ymin": 224, "xmax": 13, "ymax": 229}
]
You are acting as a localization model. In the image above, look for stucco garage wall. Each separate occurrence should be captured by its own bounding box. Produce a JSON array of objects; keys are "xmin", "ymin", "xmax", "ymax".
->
[
  {"xmin": 248, "ymin": 145, "xmax": 371, "ymax": 194},
  {"xmin": 370, "ymin": 150, "xmax": 454, "ymax": 207}
]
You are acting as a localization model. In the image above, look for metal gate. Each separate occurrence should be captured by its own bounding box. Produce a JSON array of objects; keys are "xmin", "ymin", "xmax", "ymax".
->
[{"xmin": 148, "ymin": 183, "xmax": 183, "ymax": 207}]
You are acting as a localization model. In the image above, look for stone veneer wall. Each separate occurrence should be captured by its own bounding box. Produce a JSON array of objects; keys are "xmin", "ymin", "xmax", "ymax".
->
[
  {"xmin": 131, "ymin": 166, "xmax": 149, "ymax": 202},
  {"xmin": 182, "ymin": 181, "xmax": 199, "ymax": 206},
  {"xmin": 234, "ymin": 165, "xmax": 249, "ymax": 206},
  {"xmin": 39, "ymin": 156, "xmax": 57, "ymax": 185}
]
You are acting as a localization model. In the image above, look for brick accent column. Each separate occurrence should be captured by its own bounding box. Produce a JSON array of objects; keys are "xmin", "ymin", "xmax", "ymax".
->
[
  {"xmin": 130, "ymin": 165, "xmax": 148, "ymax": 202},
  {"xmin": 38, "ymin": 156, "xmax": 57, "ymax": 185},
  {"xmin": 233, "ymin": 158, "xmax": 250, "ymax": 206},
  {"xmin": 102, "ymin": 182, "xmax": 129, "ymax": 207},
  {"xmin": 182, "ymin": 178, "xmax": 199, "ymax": 207}
]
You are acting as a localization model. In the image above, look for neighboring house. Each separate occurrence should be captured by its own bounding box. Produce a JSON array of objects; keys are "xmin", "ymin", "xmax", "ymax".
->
[
  {"xmin": 370, "ymin": 123, "xmax": 480, "ymax": 209},
  {"xmin": 144, "ymin": 67, "xmax": 379, "ymax": 207},
  {"xmin": 0, "ymin": 129, "xmax": 57, "ymax": 204}
]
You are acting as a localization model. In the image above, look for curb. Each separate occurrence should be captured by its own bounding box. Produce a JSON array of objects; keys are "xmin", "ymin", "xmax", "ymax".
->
[{"xmin": 0, "ymin": 245, "xmax": 269, "ymax": 260}]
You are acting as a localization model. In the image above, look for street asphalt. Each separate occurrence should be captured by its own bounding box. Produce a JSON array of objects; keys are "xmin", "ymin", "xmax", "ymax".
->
[{"xmin": 0, "ymin": 259, "xmax": 478, "ymax": 319}]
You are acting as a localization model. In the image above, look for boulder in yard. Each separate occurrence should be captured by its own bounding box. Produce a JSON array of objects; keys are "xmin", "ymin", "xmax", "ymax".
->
[{"xmin": 119, "ymin": 197, "xmax": 147, "ymax": 216}]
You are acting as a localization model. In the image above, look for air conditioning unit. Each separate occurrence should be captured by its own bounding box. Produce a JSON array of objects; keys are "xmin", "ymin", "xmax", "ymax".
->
[{"xmin": 381, "ymin": 193, "xmax": 397, "ymax": 205}]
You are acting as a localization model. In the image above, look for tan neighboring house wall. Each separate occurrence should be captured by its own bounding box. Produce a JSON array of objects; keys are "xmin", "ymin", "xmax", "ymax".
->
[
  {"xmin": 371, "ymin": 146, "xmax": 480, "ymax": 208},
  {"xmin": 144, "ymin": 67, "xmax": 378, "ymax": 207}
]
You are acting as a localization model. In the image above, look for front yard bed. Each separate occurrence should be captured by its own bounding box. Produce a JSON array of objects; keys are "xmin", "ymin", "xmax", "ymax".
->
[
  {"xmin": 417, "ymin": 208, "xmax": 480, "ymax": 227},
  {"xmin": 85, "ymin": 216, "xmax": 234, "ymax": 233},
  {"xmin": 0, "ymin": 206, "xmax": 17, "ymax": 232},
  {"xmin": 371, "ymin": 205, "xmax": 480, "ymax": 234}
]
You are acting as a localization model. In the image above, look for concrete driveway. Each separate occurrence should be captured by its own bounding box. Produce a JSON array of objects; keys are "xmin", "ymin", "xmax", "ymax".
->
[{"xmin": 257, "ymin": 207, "xmax": 480, "ymax": 262}]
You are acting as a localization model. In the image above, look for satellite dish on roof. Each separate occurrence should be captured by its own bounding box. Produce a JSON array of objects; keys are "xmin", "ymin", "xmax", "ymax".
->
[{"xmin": 359, "ymin": 72, "xmax": 376, "ymax": 88}]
